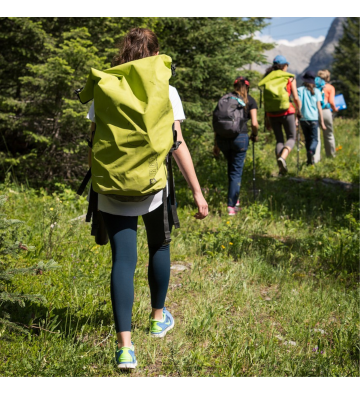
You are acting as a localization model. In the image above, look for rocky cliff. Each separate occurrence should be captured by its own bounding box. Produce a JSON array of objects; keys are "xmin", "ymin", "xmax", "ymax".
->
[{"xmin": 300, "ymin": 17, "xmax": 346, "ymax": 78}]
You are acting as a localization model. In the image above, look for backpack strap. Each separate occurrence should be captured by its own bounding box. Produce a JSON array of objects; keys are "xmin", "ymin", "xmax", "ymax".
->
[{"xmin": 162, "ymin": 124, "xmax": 181, "ymax": 245}]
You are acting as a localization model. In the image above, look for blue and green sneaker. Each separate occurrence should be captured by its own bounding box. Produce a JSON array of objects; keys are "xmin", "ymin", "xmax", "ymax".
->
[
  {"xmin": 115, "ymin": 341, "xmax": 137, "ymax": 369},
  {"xmin": 150, "ymin": 307, "xmax": 175, "ymax": 338}
]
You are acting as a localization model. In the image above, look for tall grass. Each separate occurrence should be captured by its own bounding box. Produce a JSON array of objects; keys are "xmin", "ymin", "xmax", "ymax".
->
[{"xmin": 0, "ymin": 118, "xmax": 358, "ymax": 377}]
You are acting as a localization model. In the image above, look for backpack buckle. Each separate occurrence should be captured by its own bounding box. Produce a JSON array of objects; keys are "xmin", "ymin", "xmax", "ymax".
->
[{"xmin": 171, "ymin": 64, "xmax": 176, "ymax": 77}]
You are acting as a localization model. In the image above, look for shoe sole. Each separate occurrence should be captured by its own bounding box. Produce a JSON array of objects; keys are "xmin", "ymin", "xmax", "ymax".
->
[
  {"xmin": 117, "ymin": 361, "xmax": 137, "ymax": 369},
  {"xmin": 150, "ymin": 319, "xmax": 175, "ymax": 338}
]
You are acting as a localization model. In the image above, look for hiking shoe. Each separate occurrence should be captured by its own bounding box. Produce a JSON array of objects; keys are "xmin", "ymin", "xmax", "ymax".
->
[
  {"xmin": 227, "ymin": 206, "xmax": 236, "ymax": 216},
  {"xmin": 307, "ymin": 151, "xmax": 315, "ymax": 166},
  {"xmin": 277, "ymin": 157, "xmax": 288, "ymax": 174},
  {"xmin": 115, "ymin": 341, "xmax": 137, "ymax": 369},
  {"xmin": 150, "ymin": 307, "xmax": 174, "ymax": 338},
  {"xmin": 236, "ymin": 200, "xmax": 240, "ymax": 207}
]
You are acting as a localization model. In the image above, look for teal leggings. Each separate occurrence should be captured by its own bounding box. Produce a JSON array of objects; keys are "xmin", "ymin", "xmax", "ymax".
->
[{"xmin": 101, "ymin": 202, "xmax": 173, "ymax": 332}]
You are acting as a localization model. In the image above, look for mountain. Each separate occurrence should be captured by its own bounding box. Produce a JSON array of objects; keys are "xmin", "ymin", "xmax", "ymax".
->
[
  {"xmin": 249, "ymin": 41, "xmax": 324, "ymax": 77},
  {"xmin": 300, "ymin": 17, "xmax": 346, "ymax": 78}
]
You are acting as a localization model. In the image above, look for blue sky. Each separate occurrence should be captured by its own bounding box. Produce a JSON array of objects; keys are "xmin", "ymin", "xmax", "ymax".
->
[{"xmin": 256, "ymin": 17, "xmax": 336, "ymax": 46}]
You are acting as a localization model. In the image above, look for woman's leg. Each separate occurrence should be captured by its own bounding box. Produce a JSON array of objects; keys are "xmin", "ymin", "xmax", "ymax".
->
[
  {"xmin": 308, "ymin": 121, "xmax": 319, "ymax": 154},
  {"xmin": 322, "ymin": 109, "xmax": 336, "ymax": 157},
  {"xmin": 281, "ymin": 114, "xmax": 297, "ymax": 158},
  {"xmin": 216, "ymin": 137, "xmax": 233, "ymax": 206},
  {"xmin": 227, "ymin": 134, "xmax": 249, "ymax": 207},
  {"xmin": 269, "ymin": 116, "xmax": 285, "ymax": 157},
  {"xmin": 314, "ymin": 126, "xmax": 321, "ymax": 163},
  {"xmin": 101, "ymin": 212, "xmax": 138, "ymax": 347},
  {"xmin": 142, "ymin": 201, "xmax": 174, "ymax": 320}
]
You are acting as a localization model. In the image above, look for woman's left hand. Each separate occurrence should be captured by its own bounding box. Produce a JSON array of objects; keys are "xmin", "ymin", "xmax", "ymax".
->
[{"xmin": 193, "ymin": 191, "xmax": 208, "ymax": 220}]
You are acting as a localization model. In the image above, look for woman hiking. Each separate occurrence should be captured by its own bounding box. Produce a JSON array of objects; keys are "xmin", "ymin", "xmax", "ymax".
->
[
  {"xmin": 86, "ymin": 28, "xmax": 208, "ymax": 369},
  {"xmin": 313, "ymin": 69, "xmax": 338, "ymax": 162},
  {"xmin": 297, "ymin": 71, "xmax": 326, "ymax": 165},
  {"xmin": 213, "ymin": 76, "xmax": 259, "ymax": 215},
  {"xmin": 261, "ymin": 55, "xmax": 302, "ymax": 175}
]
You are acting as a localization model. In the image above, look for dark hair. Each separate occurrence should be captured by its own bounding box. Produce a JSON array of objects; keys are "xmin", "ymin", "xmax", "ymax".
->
[
  {"xmin": 264, "ymin": 63, "xmax": 288, "ymax": 77},
  {"xmin": 113, "ymin": 28, "xmax": 159, "ymax": 66},
  {"xmin": 233, "ymin": 79, "xmax": 249, "ymax": 107},
  {"xmin": 303, "ymin": 82, "xmax": 315, "ymax": 95}
]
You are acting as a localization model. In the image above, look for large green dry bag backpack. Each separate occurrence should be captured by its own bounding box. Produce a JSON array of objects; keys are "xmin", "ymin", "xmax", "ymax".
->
[
  {"xmin": 258, "ymin": 70, "xmax": 294, "ymax": 113},
  {"xmin": 75, "ymin": 54, "xmax": 180, "ymax": 245}
]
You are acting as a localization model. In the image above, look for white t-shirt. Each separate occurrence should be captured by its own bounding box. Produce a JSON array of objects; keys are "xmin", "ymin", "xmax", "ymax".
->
[{"xmin": 87, "ymin": 85, "xmax": 185, "ymax": 216}]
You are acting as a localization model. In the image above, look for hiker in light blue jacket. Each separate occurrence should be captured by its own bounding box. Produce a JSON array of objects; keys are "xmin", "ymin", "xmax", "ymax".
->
[{"xmin": 297, "ymin": 71, "xmax": 326, "ymax": 165}]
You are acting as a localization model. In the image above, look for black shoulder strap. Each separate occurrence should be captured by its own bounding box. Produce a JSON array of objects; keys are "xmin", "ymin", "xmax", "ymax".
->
[{"xmin": 163, "ymin": 123, "xmax": 181, "ymax": 245}]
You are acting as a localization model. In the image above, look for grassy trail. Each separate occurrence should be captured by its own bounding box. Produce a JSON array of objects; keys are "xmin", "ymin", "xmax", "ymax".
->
[{"xmin": 0, "ymin": 118, "xmax": 358, "ymax": 377}]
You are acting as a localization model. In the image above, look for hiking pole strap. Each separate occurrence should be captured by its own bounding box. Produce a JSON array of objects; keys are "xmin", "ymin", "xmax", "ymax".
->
[
  {"xmin": 86, "ymin": 184, "xmax": 98, "ymax": 223},
  {"xmin": 77, "ymin": 168, "xmax": 91, "ymax": 196},
  {"xmin": 163, "ymin": 186, "xmax": 171, "ymax": 245}
]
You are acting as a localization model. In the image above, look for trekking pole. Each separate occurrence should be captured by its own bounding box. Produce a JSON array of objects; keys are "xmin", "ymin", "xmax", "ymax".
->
[
  {"xmin": 252, "ymin": 140, "xmax": 256, "ymax": 201},
  {"xmin": 296, "ymin": 117, "xmax": 300, "ymax": 176}
]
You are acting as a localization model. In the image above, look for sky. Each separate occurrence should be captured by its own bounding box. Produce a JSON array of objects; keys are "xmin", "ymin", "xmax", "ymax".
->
[{"xmin": 256, "ymin": 17, "xmax": 336, "ymax": 47}]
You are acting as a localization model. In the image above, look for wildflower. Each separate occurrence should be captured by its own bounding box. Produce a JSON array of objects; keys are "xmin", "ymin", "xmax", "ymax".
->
[
  {"xmin": 226, "ymin": 221, "xmax": 230, "ymax": 225},
  {"xmin": 321, "ymin": 351, "xmax": 324, "ymax": 354},
  {"xmin": 50, "ymin": 208, "xmax": 54, "ymax": 211},
  {"xmin": 229, "ymin": 242, "xmax": 233, "ymax": 245},
  {"xmin": 221, "ymin": 245, "xmax": 225, "ymax": 249}
]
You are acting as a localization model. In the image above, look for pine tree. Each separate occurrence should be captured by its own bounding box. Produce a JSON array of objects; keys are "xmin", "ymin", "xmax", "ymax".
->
[
  {"xmin": 155, "ymin": 18, "xmax": 272, "ymax": 149},
  {"xmin": 332, "ymin": 17, "xmax": 360, "ymax": 118}
]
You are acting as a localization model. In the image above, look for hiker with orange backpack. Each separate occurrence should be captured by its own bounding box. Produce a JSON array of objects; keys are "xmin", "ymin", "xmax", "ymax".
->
[
  {"xmin": 313, "ymin": 69, "xmax": 338, "ymax": 162},
  {"xmin": 213, "ymin": 76, "xmax": 259, "ymax": 215},
  {"xmin": 258, "ymin": 55, "xmax": 302, "ymax": 175},
  {"xmin": 80, "ymin": 28, "xmax": 208, "ymax": 369}
]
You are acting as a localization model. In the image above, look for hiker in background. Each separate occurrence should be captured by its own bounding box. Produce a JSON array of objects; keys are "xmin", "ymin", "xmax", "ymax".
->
[
  {"xmin": 86, "ymin": 28, "xmax": 208, "ymax": 369},
  {"xmin": 313, "ymin": 69, "xmax": 338, "ymax": 162},
  {"xmin": 213, "ymin": 76, "xmax": 259, "ymax": 215},
  {"xmin": 259, "ymin": 55, "xmax": 302, "ymax": 175},
  {"xmin": 297, "ymin": 71, "xmax": 326, "ymax": 165}
]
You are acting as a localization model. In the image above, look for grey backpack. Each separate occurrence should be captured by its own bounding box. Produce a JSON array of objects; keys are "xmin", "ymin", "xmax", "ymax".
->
[{"xmin": 212, "ymin": 93, "xmax": 246, "ymax": 138}]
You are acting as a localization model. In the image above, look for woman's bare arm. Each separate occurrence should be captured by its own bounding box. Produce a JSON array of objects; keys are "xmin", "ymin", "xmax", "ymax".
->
[
  {"xmin": 317, "ymin": 102, "xmax": 326, "ymax": 130},
  {"xmin": 291, "ymin": 79, "xmax": 302, "ymax": 116},
  {"xmin": 172, "ymin": 121, "xmax": 208, "ymax": 219}
]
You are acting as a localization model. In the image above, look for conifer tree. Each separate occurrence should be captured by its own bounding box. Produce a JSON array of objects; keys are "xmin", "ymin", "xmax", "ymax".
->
[{"xmin": 332, "ymin": 17, "xmax": 360, "ymax": 118}]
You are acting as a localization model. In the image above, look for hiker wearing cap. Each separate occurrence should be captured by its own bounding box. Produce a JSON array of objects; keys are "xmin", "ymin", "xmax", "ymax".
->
[
  {"xmin": 298, "ymin": 71, "xmax": 326, "ymax": 165},
  {"xmin": 213, "ymin": 76, "xmax": 259, "ymax": 215},
  {"xmin": 314, "ymin": 69, "xmax": 338, "ymax": 162},
  {"xmin": 259, "ymin": 55, "xmax": 302, "ymax": 175}
]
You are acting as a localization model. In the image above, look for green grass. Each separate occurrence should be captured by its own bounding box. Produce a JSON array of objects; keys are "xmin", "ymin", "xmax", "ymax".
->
[{"xmin": 0, "ymin": 118, "xmax": 359, "ymax": 377}]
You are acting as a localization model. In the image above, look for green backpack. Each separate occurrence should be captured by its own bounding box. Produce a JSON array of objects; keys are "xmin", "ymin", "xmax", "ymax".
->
[
  {"xmin": 75, "ymin": 54, "xmax": 180, "ymax": 244},
  {"xmin": 258, "ymin": 70, "xmax": 294, "ymax": 113}
]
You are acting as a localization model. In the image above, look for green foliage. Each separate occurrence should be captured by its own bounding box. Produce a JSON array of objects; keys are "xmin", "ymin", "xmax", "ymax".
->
[
  {"xmin": 0, "ymin": 171, "xmax": 358, "ymax": 376},
  {"xmin": 0, "ymin": 183, "xmax": 60, "ymax": 335},
  {"xmin": 0, "ymin": 17, "xmax": 272, "ymax": 189},
  {"xmin": 332, "ymin": 17, "xmax": 360, "ymax": 118},
  {"xmin": 157, "ymin": 18, "xmax": 272, "ymax": 149}
]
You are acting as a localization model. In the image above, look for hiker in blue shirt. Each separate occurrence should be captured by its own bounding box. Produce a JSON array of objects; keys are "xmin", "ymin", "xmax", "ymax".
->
[{"xmin": 297, "ymin": 71, "xmax": 326, "ymax": 165}]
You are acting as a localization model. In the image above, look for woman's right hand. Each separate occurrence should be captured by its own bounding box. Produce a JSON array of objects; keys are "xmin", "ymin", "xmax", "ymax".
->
[
  {"xmin": 193, "ymin": 191, "xmax": 208, "ymax": 220},
  {"xmin": 321, "ymin": 121, "xmax": 327, "ymax": 130}
]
